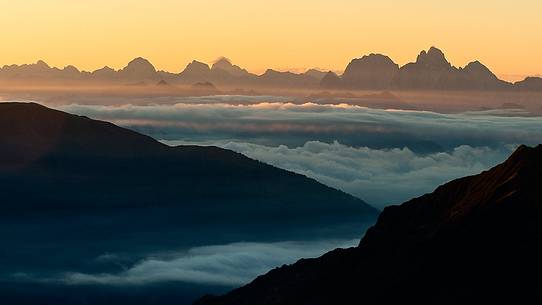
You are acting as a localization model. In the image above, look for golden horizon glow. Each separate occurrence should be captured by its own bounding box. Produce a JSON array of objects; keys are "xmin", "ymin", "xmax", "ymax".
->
[{"xmin": 1, "ymin": 0, "xmax": 541, "ymax": 79}]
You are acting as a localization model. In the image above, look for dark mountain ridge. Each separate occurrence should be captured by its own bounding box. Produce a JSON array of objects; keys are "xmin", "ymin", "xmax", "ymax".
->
[{"xmin": 196, "ymin": 144, "xmax": 542, "ymax": 305}]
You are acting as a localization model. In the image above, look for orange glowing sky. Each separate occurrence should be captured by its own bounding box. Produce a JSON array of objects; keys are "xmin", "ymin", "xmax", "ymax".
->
[{"xmin": 1, "ymin": 0, "xmax": 541, "ymax": 80}]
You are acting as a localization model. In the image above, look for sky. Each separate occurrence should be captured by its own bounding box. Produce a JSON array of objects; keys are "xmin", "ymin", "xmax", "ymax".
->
[{"xmin": 0, "ymin": 1, "xmax": 541, "ymax": 78}]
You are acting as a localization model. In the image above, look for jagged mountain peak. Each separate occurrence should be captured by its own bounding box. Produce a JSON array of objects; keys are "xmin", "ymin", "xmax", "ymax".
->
[
  {"xmin": 341, "ymin": 53, "xmax": 399, "ymax": 89},
  {"xmin": 213, "ymin": 57, "xmax": 233, "ymax": 66},
  {"xmin": 185, "ymin": 60, "xmax": 211, "ymax": 72},
  {"xmin": 358, "ymin": 53, "xmax": 396, "ymax": 64},
  {"xmin": 320, "ymin": 71, "xmax": 342, "ymax": 88},
  {"xmin": 463, "ymin": 60, "xmax": 495, "ymax": 75},
  {"xmin": 117, "ymin": 57, "xmax": 157, "ymax": 80},
  {"xmin": 415, "ymin": 46, "xmax": 451, "ymax": 69},
  {"xmin": 63, "ymin": 65, "xmax": 80, "ymax": 73},
  {"xmin": 123, "ymin": 57, "xmax": 156, "ymax": 71},
  {"xmin": 35, "ymin": 60, "xmax": 50, "ymax": 69},
  {"xmin": 211, "ymin": 57, "xmax": 249, "ymax": 77}
]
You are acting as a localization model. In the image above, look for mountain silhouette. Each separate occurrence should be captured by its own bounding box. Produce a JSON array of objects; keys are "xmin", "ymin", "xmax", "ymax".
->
[
  {"xmin": 257, "ymin": 69, "xmax": 320, "ymax": 88},
  {"xmin": 320, "ymin": 71, "xmax": 342, "ymax": 88},
  {"xmin": 303, "ymin": 69, "xmax": 327, "ymax": 81},
  {"xmin": 179, "ymin": 60, "xmax": 212, "ymax": 82},
  {"xmin": 196, "ymin": 144, "xmax": 542, "ymax": 305},
  {"xmin": 118, "ymin": 57, "xmax": 158, "ymax": 80},
  {"xmin": 516, "ymin": 76, "xmax": 542, "ymax": 91},
  {"xmin": 341, "ymin": 54, "xmax": 399, "ymax": 89},
  {"xmin": 211, "ymin": 57, "xmax": 251, "ymax": 78},
  {"xmin": 395, "ymin": 46, "xmax": 455, "ymax": 89},
  {"xmin": 91, "ymin": 65, "xmax": 117, "ymax": 80}
]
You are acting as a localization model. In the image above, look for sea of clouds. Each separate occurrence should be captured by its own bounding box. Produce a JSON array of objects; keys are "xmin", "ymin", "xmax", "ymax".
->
[
  {"xmin": 219, "ymin": 142, "xmax": 512, "ymax": 206},
  {"xmin": 29, "ymin": 239, "xmax": 356, "ymax": 287},
  {"xmin": 56, "ymin": 100, "xmax": 542, "ymax": 207}
]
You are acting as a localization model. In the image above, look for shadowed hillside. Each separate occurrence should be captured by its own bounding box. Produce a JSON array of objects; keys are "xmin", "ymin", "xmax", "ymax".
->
[{"xmin": 197, "ymin": 144, "xmax": 542, "ymax": 305}]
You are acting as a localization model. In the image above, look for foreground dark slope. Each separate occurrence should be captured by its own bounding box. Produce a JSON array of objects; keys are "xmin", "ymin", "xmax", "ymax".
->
[
  {"xmin": 0, "ymin": 102, "xmax": 374, "ymax": 218},
  {"xmin": 0, "ymin": 102, "xmax": 378, "ymax": 287},
  {"xmin": 197, "ymin": 144, "xmax": 542, "ymax": 305}
]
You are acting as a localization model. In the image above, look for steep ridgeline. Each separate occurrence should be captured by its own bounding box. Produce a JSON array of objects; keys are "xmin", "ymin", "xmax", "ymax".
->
[{"xmin": 196, "ymin": 144, "xmax": 542, "ymax": 305}]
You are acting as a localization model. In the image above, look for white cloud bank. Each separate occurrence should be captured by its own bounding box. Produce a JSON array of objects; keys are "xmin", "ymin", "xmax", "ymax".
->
[
  {"xmin": 163, "ymin": 141, "xmax": 513, "ymax": 207},
  {"xmin": 55, "ymin": 101, "xmax": 532, "ymax": 206},
  {"xmin": 57, "ymin": 101, "xmax": 542, "ymax": 150},
  {"xmin": 56, "ymin": 239, "xmax": 356, "ymax": 287}
]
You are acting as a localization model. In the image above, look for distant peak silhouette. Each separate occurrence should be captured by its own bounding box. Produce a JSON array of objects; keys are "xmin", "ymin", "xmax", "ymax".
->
[
  {"xmin": 35, "ymin": 60, "xmax": 50, "ymax": 69},
  {"xmin": 415, "ymin": 46, "xmax": 451, "ymax": 69},
  {"xmin": 211, "ymin": 57, "xmax": 249, "ymax": 77},
  {"xmin": 119, "ymin": 57, "xmax": 157, "ymax": 79},
  {"xmin": 124, "ymin": 57, "xmax": 156, "ymax": 71}
]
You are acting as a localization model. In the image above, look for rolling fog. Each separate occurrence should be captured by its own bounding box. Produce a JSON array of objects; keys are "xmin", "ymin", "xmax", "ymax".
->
[{"xmin": 55, "ymin": 97, "xmax": 542, "ymax": 207}]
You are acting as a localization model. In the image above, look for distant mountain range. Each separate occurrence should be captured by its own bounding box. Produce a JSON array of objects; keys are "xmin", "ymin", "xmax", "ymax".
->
[
  {"xmin": 0, "ymin": 57, "xmax": 324, "ymax": 89},
  {"xmin": 196, "ymin": 144, "xmax": 542, "ymax": 305},
  {"xmin": 1, "ymin": 47, "xmax": 541, "ymax": 91}
]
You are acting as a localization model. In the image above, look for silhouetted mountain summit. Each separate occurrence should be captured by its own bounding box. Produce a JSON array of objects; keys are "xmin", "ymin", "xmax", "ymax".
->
[
  {"xmin": 91, "ymin": 65, "xmax": 116, "ymax": 79},
  {"xmin": 516, "ymin": 76, "xmax": 542, "ymax": 91},
  {"xmin": 395, "ymin": 46, "xmax": 456, "ymax": 89},
  {"xmin": 320, "ymin": 71, "xmax": 342, "ymax": 89},
  {"xmin": 415, "ymin": 46, "xmax": 451, "ymax": 69},
  {"xmin": 180, "ymin": 60, "xmax": 212, "ymax": 81},
  {"xmin": 211, "ymin": 57, "xmax": 250, "ymax": 77},
  {"xmin": 196, "ymin": 144, "xmax": 542, "ymax": 305},
  {"xmin": 118, "ymin": 57, "xmax": 157, "ymax": 80},
  {"xmin": 303, "ymin": 69, "xmax": 327, "ymax": 81},
  {"xmin": 341, "ymin": 54, "xmax": 399, "ymax": 89}
]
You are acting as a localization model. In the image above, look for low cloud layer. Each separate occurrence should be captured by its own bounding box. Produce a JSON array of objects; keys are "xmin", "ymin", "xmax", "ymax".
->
[
  {"xmin": 55, "ymin": 100, "xmax": 537, "ymax": 206},
  {"xmin": 58, "ymin": 101, "xmax": 542, "ymax": 151},
  {"xmin": 165, "ymin": 141, "xmax": 513, "ymax": 207},
  {"xmin": 53, "ymin": 239, "xmax": 356, "ymax": 287}
]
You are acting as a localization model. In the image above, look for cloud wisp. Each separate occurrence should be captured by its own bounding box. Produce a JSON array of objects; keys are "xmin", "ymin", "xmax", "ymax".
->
[
  {"xmin": 54, "ymin": 100, "xmax": 535, "ymax": 206},
  {"xmin": 164, "ymin": 140, "xmax": 513, "ymax": 207},
  {"xmin": 57, "ymin": 101, "xmax": 542, "ymax": 151},
  {"xmin": 48, "ymin": 239, "xmax": 357, "ymax": 287}
]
